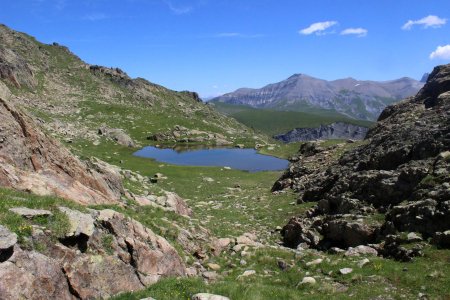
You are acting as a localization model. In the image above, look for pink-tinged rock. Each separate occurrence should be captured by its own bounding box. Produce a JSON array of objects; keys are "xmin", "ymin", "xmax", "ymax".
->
[
  {"xmin": 63, "ymin": 255, "xmax": 144, "ymax": 299},
  {"xmin": 0, "ymin": 248, "xmax": 75, "ymax": 300},
  {"xmin": 96, "ymin": 209, "xmax": 186, "ymax": 284},
  {"xmin": 0, "ymin": 97, "xmax": 124, "ymax": 205}
]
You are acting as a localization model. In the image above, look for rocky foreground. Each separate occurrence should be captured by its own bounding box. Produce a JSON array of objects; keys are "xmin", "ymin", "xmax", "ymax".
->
[
  {"xmin": 0, "ymin": 208, "xmax": 186, "ymax": 299},
  {"xmin": 273, "ymin": 64, "xmax": 450, "ymax": 259}
]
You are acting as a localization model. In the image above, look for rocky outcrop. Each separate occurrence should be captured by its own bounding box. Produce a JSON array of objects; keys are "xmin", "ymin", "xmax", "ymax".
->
[
  {"xmin": 135, "ymin": 191, "xmax": 193, "ymax": 217},
  {"xmin": 147, "ymin": 125, "xmax": 233, "ymax": 145},
  {"xmin": 98, "ymin": 125, "xmax": 136, "ymax": 147},
  {"xmin": 274, "ymin": 122, "xmax": 369, "ymax": 142},
  {"xmin": 0, "ymin": 207, "xmax": 186, "ymax": 299},
  {"xmin": 274, "ymin": 64, "xmax": 450, "ymax": 257},
  {"xmin": 0, "ymin": 95, "xmax": 124, "ymax": 205},
  {"xmin": 0, "ymin": 45, "xmax": 37, "ymax": 89}
]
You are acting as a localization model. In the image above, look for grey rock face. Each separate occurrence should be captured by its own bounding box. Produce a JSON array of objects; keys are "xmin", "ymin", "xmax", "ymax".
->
[
  {"xmin": 212, "ymin": 74, "xmax": 423, "ymax": 120},
  {"xmin": 274, "ymin": 122, "xmax": 369, "ymax": 142},
  {"xmin": 0, "ymin": 225, "xmax": 17, "ymax": 254}
]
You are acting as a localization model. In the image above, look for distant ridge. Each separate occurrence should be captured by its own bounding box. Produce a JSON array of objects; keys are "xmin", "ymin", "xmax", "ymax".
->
[{"xmin": 211, "ymin": 73, "xmax": 424, "ymax": 120}]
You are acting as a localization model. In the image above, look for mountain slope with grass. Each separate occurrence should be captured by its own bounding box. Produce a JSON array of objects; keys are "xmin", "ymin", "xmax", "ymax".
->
[
  {"xmin": 212, "ymin": 73, "xmax": 423, "ymax": 121},
  {"xmin": 210, "ymin": 101, "xmax": 373, "ymax": 137},
  {"xmin": 0, "ymin": 23, "xmax": 449, "ymax": 300}
]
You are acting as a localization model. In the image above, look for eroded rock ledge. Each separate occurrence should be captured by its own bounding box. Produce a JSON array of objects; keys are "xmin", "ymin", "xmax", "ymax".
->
[{"xmin": 273, "ymin": 64, "xmax": 450, "ymax": 260}]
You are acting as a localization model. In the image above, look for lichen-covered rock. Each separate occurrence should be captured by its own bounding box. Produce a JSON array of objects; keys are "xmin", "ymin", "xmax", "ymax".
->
[{"xmin": 58, "ymin": 206, "xmax": 95, "ymax": 237}]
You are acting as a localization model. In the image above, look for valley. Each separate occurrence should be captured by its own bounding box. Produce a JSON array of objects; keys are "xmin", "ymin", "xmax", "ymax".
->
[{"xmin": 0, "ymin": 22, "xmax": 449, "ymax": 300}]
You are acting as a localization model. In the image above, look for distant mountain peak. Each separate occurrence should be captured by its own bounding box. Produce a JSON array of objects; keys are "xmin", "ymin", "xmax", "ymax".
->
[{"xmin": 212, "ymin": 73, "xmax": 424, "ymax": 121}]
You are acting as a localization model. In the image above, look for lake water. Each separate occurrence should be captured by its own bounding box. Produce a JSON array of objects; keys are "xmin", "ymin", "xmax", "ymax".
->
[{"xmin": 133, "ymin": 146, "xmax": 289, "ymax": 172}]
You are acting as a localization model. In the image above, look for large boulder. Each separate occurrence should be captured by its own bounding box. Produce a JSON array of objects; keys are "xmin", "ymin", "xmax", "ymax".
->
[
  {"xmin": 0, "ymin": 249, "xmax": 75, "ymax": 300},
  {"xmin": 95, "ymin": 209, "xmax": 186, "ymax": 284}
]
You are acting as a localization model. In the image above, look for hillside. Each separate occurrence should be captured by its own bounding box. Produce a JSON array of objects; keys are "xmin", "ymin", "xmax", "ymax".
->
[
  {"xmin": 212, "ymin": 73, "xmax": 424, "ymax": 120},
  {"xmin": 0, "ymin": 24, "xmax": 265, "ymax": 149},
  {"xmin": 210, "ymin": 102, "xmax": 373, "ymax": 136}
]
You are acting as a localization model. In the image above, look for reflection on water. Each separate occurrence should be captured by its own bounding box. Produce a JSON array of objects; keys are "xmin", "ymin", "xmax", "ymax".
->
[
  {"xmin": 133, "ymin": 146, "xmax": 288, "ymax": 172},
  {"xmin": 168, "ymin": 144, "xmax": 222, "ymax": 153}
]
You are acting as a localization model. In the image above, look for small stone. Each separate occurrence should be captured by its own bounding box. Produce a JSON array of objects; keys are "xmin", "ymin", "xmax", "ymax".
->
[
  {"xmin": 306, "ymin": 258, "xmax": 323, "ymax": 266},
  {"xmin": 277, "ymin": 260, "xmax": 288, "ymax": 270},
  {"xmin": 329, "ymin": 247, "xmax": 345, "ymax": 254},
  {"xmin": 207, "ymin": 263, "xmax": 221, "ymax": 271},
  {"xmin": 202, "ymin": 271, "xmax": 218, "ymax": 280},
  {"xmin": 358, "ymin": 258, "xmax": 370, "ymax": 268},
  {"xmin": 192, "ymin": 293, "xmax": 230, "ymax": 300},
  {"xmin": 345, "ymin": 245, "xmax": 378, "ymax": 257},
  {"xmin": 407, "ymin": 232, "xmax": 422, "ymax": 242},
  {"xmin": 300, "ymin": 277, "xmax": 316, "ymax": 285},
  {"xmin": 339, "ymin": 268, "xmax": 353, "ymax": 275},
  {"xmin": 239, "ymin": 259, "xmax": 247, "ymax": 266},
  {"xmin": 238, "ymin": 270, "xmax": 256, "ymax": 278}
]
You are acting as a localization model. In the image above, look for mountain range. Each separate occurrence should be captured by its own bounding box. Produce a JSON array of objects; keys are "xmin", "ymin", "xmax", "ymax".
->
[{"xmin": 212, "ymin": 74, "xmax": 424, "ymax": 120}]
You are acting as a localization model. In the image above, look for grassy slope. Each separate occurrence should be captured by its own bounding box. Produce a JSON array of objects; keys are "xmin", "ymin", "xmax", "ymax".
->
[
  {"xmin": 1, "ymin": 25, "xmax": 263, "ymax": 148},
  {"xmin": 210, "ymin": 102, "xmax": 373, "ymax": 136}
]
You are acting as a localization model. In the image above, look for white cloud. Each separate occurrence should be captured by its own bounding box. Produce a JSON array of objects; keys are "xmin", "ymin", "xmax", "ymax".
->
[
  {"xmin": 164, "ymin": 0, "xmax": 192, "ymax": 15},
  {"xmin": 430, "ymin": 45, "xmax": 450, "ymax": 60},
  {"xmin": 299, "ymin": 21, "xmax": 338, "ymax": 35},
  {"xmin": 402, "ymin": 15, "xmax": 447, "ymax": 30},
  {"xmin": 340, "ymin": 27, "xmax": 368, "ymax": 37}
]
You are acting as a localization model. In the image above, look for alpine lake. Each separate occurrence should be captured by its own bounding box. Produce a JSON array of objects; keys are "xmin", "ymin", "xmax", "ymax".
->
[{"xmin": 133, "ymin": 145, "xmax": 289, "ymax": 172}]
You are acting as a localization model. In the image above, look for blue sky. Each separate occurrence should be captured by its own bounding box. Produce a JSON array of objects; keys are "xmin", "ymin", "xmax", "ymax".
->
[{"xmin": 1, "ymin": 0, "xmax": 450, "ymax": 98}]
